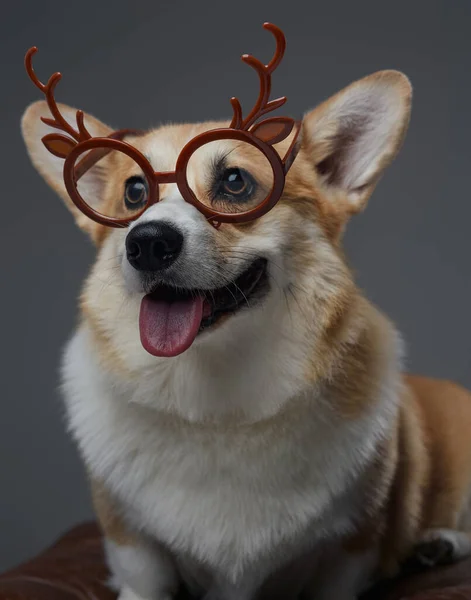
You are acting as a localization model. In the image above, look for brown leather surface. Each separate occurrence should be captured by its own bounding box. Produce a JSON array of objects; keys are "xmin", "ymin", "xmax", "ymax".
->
[
  {"xmin": 0, "ymin": 523, "xmax": 470, "ymax": 599},
  {"xmin": 0, "ymin": 523, "xmax": 114, "ymax": 600}
]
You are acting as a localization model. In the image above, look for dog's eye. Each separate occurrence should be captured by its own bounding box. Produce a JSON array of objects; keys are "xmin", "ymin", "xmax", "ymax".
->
[
  {"xmin": 124, "ymin": 176, "xmax": 148, "ymax": 209},
  {"xmin": 218, "ymin": 168, "xmax": 255, "ymax": 200}
]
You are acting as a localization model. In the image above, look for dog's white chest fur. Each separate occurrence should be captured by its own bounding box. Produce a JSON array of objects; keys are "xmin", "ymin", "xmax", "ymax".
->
[{"xmin": 62, "ymin": 326, "xmax": 394, "ymax": 583}]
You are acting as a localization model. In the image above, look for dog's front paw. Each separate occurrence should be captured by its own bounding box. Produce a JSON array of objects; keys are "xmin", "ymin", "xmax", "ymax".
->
[
  {"xmin": 409, "ymin": 528, "xmax": 471, "ymax": 569},
  {"xmin": 118, "ymin": 586, "xmax": 173, "ymax": 600},
  {"xmin": 414, "ymin": 538, "xmax": 454, "ymax": 567}
]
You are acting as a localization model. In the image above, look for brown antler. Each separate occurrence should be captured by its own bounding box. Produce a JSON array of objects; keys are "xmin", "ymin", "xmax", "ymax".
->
[
  {"xmin": 229, "ymin": 23, "xmax": 288, "ymax": 131},
  {"xmin": 25, "ymin": 47, "xmax": 92, "ymax": 143}
]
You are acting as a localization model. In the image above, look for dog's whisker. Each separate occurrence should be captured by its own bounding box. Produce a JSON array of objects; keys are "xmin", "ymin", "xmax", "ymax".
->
[
  {"xmin": 219, "ymin": 251, "xmax": 311, "ymax": 296},
  {"xmin": 207, "ymin": 288, "xmax": 217, "ymax": 307},
  {"xmin": 100, "ymin": 265, "xmax": 122, "ymax": 275},
  {"xmin": 230, "ymin": 281, "xmax": 250, "ymax": 309},
  {"xmin": 223, "ymin": 284, "xmax": 239, "ymax": 307},
  {"xmin": 103, "ymin": 255, "xmax": 123, "ymax": 263}
]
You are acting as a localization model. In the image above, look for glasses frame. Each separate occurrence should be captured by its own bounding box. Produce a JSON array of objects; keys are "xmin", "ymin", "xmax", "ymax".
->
[
  {"xmin": 25, "ymin": 22, "xmax": 301, "ymax": 229},
  {"xmin": 63, "ymin": 122, "xmax": 301, "ymax": 228}
]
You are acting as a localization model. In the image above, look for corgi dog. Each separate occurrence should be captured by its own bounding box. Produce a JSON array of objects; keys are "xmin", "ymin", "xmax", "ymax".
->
[{"xmin": 21, "ymin": 24, "xmax": 471, "ymax": 600}]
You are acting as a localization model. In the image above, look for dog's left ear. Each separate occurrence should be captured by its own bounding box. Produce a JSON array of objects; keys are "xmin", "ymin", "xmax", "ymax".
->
[{"xmin": 303, "ymin": 70, "xmax": 412, "ymax": 214}]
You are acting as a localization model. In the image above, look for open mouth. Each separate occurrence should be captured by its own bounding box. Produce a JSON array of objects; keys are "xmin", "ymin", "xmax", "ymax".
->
[{"xmin": 139, "ymin": 258, "xmax": 268, "ymax": 357}]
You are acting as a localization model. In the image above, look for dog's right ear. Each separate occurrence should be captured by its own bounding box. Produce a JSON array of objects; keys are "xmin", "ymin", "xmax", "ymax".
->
[{"xmin": 21, "ymin": 100, "xmax": 112, "ymax": 236}]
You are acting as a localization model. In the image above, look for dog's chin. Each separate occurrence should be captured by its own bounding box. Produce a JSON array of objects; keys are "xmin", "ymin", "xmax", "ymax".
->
[{"xmin": 137, "ymin": 258, "xmax": 269, "ymax": 358}]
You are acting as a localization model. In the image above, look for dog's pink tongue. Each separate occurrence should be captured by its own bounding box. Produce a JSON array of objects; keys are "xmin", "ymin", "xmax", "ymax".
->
[{"xmin": 139, "ymin": 294, "xmax": 203, "ymax": 357}]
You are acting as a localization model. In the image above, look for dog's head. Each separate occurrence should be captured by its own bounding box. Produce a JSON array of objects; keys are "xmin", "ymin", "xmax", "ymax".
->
[{"xmin": 22, "ymin": 51, "xmax": 411, "ymax": 369}]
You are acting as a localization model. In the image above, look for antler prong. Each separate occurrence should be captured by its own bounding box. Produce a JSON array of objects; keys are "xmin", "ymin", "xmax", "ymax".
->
[
  {"xmin": 40, "ymin": 116, "xmax": 62, "ymax": 129},
  {"xmin": 240, "ymin": 54, "xmax": 271, "ymax": 129},
  {"xmin": 264, "ymin": 97, "xmax": 287, "ymax": 110},
  {"xmin": 76, "ymin": 110, "xmax": 91, "ymax": 139},
  {"xmin": 24, "ymin": 46, "xmax": 91, "ymax": 144},
  {"xmin": 256, "ymin": 97, "xmax": 287, "ymax": 121},
  {"xmin": 25, "ymin": 47, "xmax": 46, "ymax": 92},
  {"xmin": 263, "ymin": 23, "xmax": 286, "ymax": 74},
  {"xmin": 229, "ymin": 24, "xmax": 288, "ymax": 131},
  {"xmin": 229, "ymin": 97, "xmax": 243, "ymax": 129},
  {"xmin": 47, "ymin": 71, "xmax": 63, "ymax": 91}
]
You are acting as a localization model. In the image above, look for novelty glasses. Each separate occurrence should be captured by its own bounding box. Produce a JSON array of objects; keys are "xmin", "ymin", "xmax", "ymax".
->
[{"xmin": 25, "ymin": 23, "xmax": 301, "ymax": 228}]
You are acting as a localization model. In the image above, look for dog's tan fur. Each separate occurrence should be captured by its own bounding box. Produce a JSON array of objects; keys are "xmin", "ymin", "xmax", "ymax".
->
[{"xmin": 21, "ymin": 68, "xmax": 471, "ymax": 600}]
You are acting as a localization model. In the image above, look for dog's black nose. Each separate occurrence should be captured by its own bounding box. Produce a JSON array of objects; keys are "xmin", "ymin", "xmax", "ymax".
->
[{"xmin": 126, "ymin": 222, "xmax": 184, "ymax": 271}]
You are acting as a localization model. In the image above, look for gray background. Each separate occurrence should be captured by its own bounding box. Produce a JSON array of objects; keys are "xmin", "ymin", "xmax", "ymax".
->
[{"xmin": 1, "ymin": 0, "xmax": 470, "ymax": 572}]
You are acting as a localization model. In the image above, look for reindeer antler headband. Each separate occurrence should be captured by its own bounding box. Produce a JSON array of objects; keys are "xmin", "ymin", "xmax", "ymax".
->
[{"xmin": 25, "ymin": 23, "xmax": 301, "ymax": 228}]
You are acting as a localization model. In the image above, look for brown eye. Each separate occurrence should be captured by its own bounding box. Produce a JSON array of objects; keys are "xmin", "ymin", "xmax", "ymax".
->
[
  {"xmin": 124, "ymin": 176, "xmax": 148, "ymax": 209},
  {"xmin": 219, "ymin": 168, "xmax": 255, "ymax": 200}
]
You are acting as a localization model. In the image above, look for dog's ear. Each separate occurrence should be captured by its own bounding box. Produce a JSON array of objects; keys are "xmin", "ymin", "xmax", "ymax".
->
[
  {"xmin": 21, "ymin": 100, "xmax": 113, "ymax": 235},
  {"xmin": 303, "ymin": 71, "xmax": 412, "ymax": 215}
]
